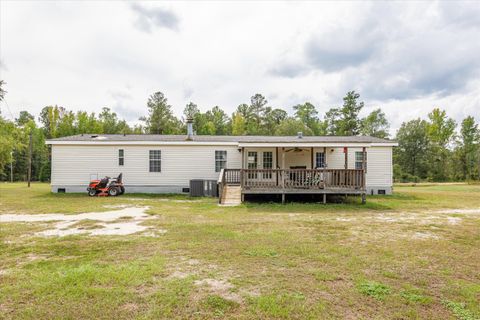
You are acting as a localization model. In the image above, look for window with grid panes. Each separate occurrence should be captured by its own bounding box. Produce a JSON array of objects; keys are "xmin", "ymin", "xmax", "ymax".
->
[
  {"xmin": 149, "ymin": 150, "xmax": 161, "ymax": 172},
  {"xmin": 215, "ymin": 150, "xmax": 227, "ymax": 172}
]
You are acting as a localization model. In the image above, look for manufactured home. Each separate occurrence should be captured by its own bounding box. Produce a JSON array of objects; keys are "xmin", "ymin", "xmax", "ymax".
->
[{"xmin": 46, "ymin": 124, "xmax": 397, "ymax": 204}]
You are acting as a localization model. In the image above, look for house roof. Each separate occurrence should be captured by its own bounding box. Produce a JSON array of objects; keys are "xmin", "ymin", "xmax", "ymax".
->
[{"xmin": 46, "ymin": 134, "xmax": 397, "ymax": 146}]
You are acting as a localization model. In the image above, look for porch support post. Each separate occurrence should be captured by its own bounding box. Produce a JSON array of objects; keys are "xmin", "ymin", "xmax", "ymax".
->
[
  {"xmin": 324, "ymin": 147, "xmax": 327, "ymax": 168},
  {"xmin": 362, "ymin": 146, "xmax": 367, "ymax": 190},
  {"xmin": 281, "ymin": 148, "xmax": 286, "ymax": 199},
  {"xmin": 275, "ymin": 147, "xmax": 279, "ymax": 168},
  {"xmin": 242, "ymin": 147, "xmax": 245, "ymax": 169},
  {"xmin": 310, "ymin": 147, "xmax": 314, "ymax": 169},
  {"xmin": 323, "ymin": 193, "xmax": 326, "ymax": 204},
  {"xmin": 362, "ymin": 147, "xmax": 366, "ymax": 172},
  {"xmin": 276, "ymin": 147, "xmax": 279, "ymax": 186},
  {"xmin": 344, "ymin": 147, "xmax": 348, "ymax": 186}
]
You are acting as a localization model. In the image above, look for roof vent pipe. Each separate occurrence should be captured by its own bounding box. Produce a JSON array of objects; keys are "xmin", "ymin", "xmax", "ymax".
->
[
  {"xmin": 186, "ymin": 118, "xmax": 194, "ymax": 141},
  {"xmin": 297, "ymin": 132, "xmax": 303, "ymax": 139}
]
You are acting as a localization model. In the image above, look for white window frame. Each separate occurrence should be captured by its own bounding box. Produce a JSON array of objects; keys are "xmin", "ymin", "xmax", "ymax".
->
[
  {"xmin": 118, "ymin": 149, "xmax": 124, "ymax": 166},
  {"xmin": 262, "ymin": 151, "xmax": 273, "ymax": 179},
  {"xmin": 149, "ymin": 150, "xmax": 161, "ymax": 172},
  {"xmin": 215, "ymin": 150, "xmax": 227, "ymax": 172},
  {"xmin": 247, "ymin": 151, "xmax": 258, "ymax": 179},
  {"xmin": 355, "ymin": 151, "xmax": 367, "ymax": 170},
  {"xmin": 315, "ymin": 152, "xmax": 325, "ymax": 169}
]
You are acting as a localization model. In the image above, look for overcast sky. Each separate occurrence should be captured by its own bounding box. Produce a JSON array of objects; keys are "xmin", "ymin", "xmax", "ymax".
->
[{"xmin": 1, "ymin": 1, "xmax": 479, "ymax": 133}]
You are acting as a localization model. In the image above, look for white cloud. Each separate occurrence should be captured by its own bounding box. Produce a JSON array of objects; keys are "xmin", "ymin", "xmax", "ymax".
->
[
  {"xmin": 0, "ymin": 1, "xmax": 479, "ymax": 134},
  {"xmin": 130, "ymin": 3, "xmax": 179, "ymax": 32}
]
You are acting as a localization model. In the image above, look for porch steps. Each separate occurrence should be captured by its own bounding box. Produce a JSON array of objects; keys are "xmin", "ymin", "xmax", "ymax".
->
[{"xmin": 220, "ymin": 185, "xmax": 242, "ymax": 206}]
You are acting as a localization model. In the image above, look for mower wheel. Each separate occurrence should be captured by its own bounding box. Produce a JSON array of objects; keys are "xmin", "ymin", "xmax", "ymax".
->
[
  {"xmin": 88, "ymin": 189, "xmax": 97, "ymax": 197},
  {"xmin": 119, "ymin": 187, "xmax": 125, "ymax": 195},
  {"xmin": 108, "ymin": 187, "xmax": 119, "ymax": 196}
]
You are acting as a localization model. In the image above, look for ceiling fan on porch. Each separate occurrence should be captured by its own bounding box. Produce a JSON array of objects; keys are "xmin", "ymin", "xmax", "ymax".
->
[{"xmin": 284, "ymin": 147, "xmax": 305, "ymax": 153}]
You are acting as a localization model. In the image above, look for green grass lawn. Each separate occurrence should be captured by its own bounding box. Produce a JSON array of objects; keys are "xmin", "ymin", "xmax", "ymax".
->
[{"xmin": 1, "ymin": 183, "xmax": 479, "ymax": 319}]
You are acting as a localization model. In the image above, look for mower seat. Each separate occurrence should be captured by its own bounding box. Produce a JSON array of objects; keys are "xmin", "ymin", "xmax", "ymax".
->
[{"xmin": 97, "ymin": 178, "xmax": 109, "ymax": 189}]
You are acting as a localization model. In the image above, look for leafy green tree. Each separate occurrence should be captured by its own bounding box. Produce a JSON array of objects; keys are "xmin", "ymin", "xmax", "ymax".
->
[
  {"xmin": 236, "ymin": 104, "xmax": 250, "ymax": 118},
  {"xmin": 131, "ymin": 124, "xmax": 145, "ymax": 134},
  {"xmin": 395, "ymin": 119, "xmax": 430, "ymax": 179},
  {"xmin": 325, "ymin": 91, "xmax": 364, "ymax": 135},
  {"xmin": 0, "ymin": 83, "xmax": 23, "ymax": 179},
  {"xmin": 274, "ymin": 118, "xmax": 313, "ymax": 136},
  {"xmin": 293, "ymin": 102, "xmax": 323, "ymax": 135},
  {"xmin": 141, "ymin": 92, "xmax": 181, "ymax": 134},
  {"xmin": 264, "ymin": 108, "xmax": 288, "ymax": 135},
  {"xmin": 236, "ymin": 94, "xmax": 269, "ymax": 135},
  {"xmin": 14, "ymin": 120, "xmax": 49, "ymax": 182},
  {"xmin": 360, "ymin": 108, "xmax": 390, "ymax": 138},
  {"xmin": 183, "ymin": 102, "xmax": 205, "ymax": 134},
  {"xmin": 39, "ymin": 106, "xmax": 62, "ymax": 138},
  {"xmin": 203, "ymin": 121, "xmax": 216, "ymax": 135},
  {"xmin": 426, "ymin": 108, "xmax": 456, "ymax": 181},
  {"xmin": 231, "ymin": 112, "xmax": 246, "ymax": 135},
  {"xmin": 56, "ymin": 110, "xmax": 76, "ymax": 137},
  {"xmin": 427, "ymin": 108, "xmax": 456, "ymax": 148},
  {"xmin": 15, "ymin": 111, "xmax": 34, "ymax": 126},
  {"xmin": 340, "ymin": 91, "xmax": 364, "ymax": 135},
  {"xmin": 99, "ymin": 107, "xmax": 120, "ymax": 134},
  {"xmin": 0, "ymin": 114, "xmax": 23, "ymax": 178},
  {"xmin": 183, "ymin": 102, "xmax": 200, "ymax": 119},
  {"xmin": 75, "ymin": 111, "xmax": 102, "ymax": 134},
  {"xmin": 458, "ymin": 116, "xmax": 479, "ymax": 179},
  {"xmin": 324, "ymin": 108, "xmax": 342, "ymax": 135},
  {"xmin": 205, "ymin": 106, "xmax": 230, "ymax": 135},
  {"xmin": 97, "ymin": 107, "xmax": 133, "ymax": 134},
  {"xmin": 248, "ymin": 93, "xmax": 267, "ymax": 134}
]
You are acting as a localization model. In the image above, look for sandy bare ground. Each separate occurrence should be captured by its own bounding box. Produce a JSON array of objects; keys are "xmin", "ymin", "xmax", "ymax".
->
[
  {"xmin": 0, "ymin": 206, "xmax": 164, "ymax": 236},
  {"xmin": 0, "ymin": 206, "xmax": 478, "ymax": 238}
]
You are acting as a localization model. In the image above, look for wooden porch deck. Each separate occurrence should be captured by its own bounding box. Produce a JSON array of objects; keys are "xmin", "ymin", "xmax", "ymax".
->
[{"xmin": 218, "ymin": 168, "xmax": 366, "ymax": 204}]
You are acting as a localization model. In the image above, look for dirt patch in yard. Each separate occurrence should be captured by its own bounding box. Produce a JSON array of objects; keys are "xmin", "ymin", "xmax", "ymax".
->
[
  {"xmin": 0, "ymin": 206, "xmax": 164, "ymax": 237},
  {"xmin": 194, "ymin": 278, "xmax": 243, "ymax": 303},
  {"xmin": 166, "ymin": 255, "xmax": 258, "ymax": 304},
  {"xmin": 411, "ymin": 232, "xmax": 440, "ymax": 240}
]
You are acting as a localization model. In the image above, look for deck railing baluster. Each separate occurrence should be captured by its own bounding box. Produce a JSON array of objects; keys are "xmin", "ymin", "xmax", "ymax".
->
[{"xmin": 225, "ymin": 168, "xmax": 365, "ymax": 192}]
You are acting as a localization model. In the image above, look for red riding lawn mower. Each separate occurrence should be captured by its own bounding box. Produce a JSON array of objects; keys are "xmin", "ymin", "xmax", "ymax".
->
[{"xmin": 87, "ymin": 173, "xmax": 125, "ymax": 197}]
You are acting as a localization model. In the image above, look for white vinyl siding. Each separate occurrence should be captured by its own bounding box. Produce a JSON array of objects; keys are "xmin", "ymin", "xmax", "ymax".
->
[
  {"xmin": 363, "ymin": 147, "xmax": 392, "ymax": 187},
  {"xmin": 51, "ymin": 145, "xmax": 242, "ymax": 187}
]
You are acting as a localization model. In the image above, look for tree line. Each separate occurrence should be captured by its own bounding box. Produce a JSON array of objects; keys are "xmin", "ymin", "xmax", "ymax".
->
[{"xmin": 0, "ymin": 80, "xmax": 479, "ymax": 182}]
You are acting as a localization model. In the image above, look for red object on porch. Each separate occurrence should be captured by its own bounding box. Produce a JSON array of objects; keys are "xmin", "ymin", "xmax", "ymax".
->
[{"xmin": 343, "ymin": 147, "xmax": 348, "ymax": 153}]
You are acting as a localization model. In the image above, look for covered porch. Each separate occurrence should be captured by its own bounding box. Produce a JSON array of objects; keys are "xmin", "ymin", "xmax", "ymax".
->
[{"xmin": 218, "ymin": 144, "xmax": 368, "ymax": 204}]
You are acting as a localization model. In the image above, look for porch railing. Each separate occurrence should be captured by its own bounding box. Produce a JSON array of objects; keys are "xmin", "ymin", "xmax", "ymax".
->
[{"xmin": 219, "ymin": 168, "xmax": 365, "ymax": 192}]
